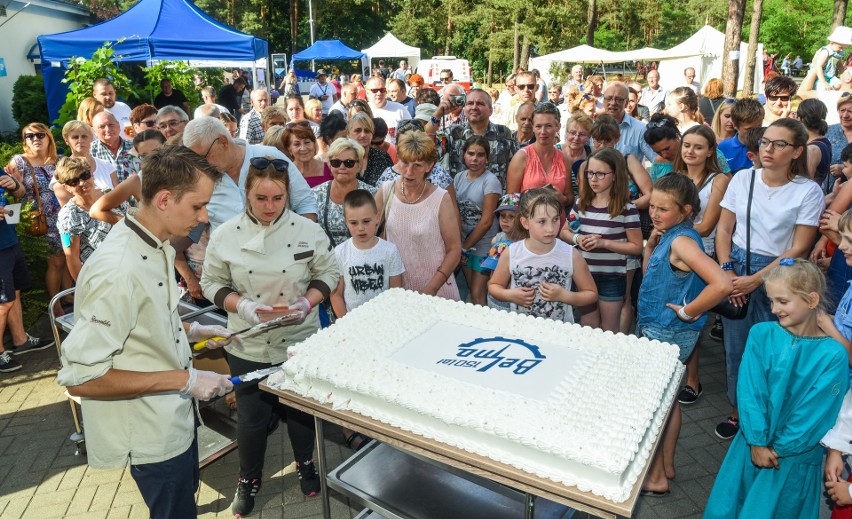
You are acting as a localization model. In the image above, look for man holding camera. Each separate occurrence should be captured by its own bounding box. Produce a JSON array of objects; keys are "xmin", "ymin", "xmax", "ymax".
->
[
  {"xmin": 365, "ymin": 76, "xmax": 411, "ymax": 143},
  {"xmin": 438, "ymin": 88, "xmax": 518, "ymax": 189}
]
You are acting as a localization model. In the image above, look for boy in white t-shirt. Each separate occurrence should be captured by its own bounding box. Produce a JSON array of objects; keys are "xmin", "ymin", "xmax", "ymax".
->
[{"xmin": 330, "ymin": 189, "xmax": 405, "ymax": 317}]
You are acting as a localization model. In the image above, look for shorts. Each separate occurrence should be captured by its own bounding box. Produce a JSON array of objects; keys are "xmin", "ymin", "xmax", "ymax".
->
[
  {"xmin": 592, "ymin": 273, "xmax": 626, "ymax": 302},
  {"xmin": 0, "ymin": 243, "xmax": 30, "ymax": 302},
  {"xmin": 465, "ymin": 254, "xmax": 488, "ymax": 274},
  {"xmin": 638, "ymin": 325, "xmax": 700, "ymax": 363},
  {"xmin": 626, "ymin": 255, "xmax": 641, "ymax": 271}
]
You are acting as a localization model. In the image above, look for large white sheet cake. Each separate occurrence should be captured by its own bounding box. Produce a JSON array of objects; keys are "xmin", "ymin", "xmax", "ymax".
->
[{"xmin": 268, "ymin": 289, "xmax": 683, "ymax": 502}]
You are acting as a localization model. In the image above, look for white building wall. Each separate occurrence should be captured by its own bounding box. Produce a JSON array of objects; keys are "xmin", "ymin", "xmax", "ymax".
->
[{"xmin": 0, "ymin": 0, "xmax": 89, "ymax": 133}]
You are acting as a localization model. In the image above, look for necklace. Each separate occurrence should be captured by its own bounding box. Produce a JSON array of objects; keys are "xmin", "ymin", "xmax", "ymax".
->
[{"xmin": 401, "ymin": 180, "xmax": 427, "ymax": 204}]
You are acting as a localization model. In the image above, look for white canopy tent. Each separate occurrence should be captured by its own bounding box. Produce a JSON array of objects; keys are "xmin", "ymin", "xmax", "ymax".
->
[
  {"xmin": 529, "ymin": 25, "xmax": 763, "ymax": 92},
  {"xmin": 362, "ymin": 32, "xmax": 421, "ymax": 69}
]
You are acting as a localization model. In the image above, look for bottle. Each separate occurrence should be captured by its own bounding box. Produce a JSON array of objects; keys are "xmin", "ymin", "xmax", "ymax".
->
[{"xmin": 0, "ymin": 187, "xmax": 7, "ymax": 208}]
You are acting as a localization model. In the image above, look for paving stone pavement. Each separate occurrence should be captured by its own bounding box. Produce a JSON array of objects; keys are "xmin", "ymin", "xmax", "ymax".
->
[{"xmin": 0, "ymin": 323, "xmax": 838, "ymax": 518}]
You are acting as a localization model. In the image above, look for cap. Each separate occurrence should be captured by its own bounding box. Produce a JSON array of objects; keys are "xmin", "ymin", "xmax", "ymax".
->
[
  {"xmin": 480, "ymin": 239, "xmax": 512, "ymax": 271},
  {"xmin": 494, "ymin": 193, "xmax": 520, "ymax": 214},
  {"xmin": 828, "ymin": 26, "xmax": 852, "ymax": 46},
  {"xmin": 414, "ymin": 103, "xmax": 438, "ymax": 122},
  {"xmin": 316, "ymin": 69, "xmax": 328, "ymax": 77}
]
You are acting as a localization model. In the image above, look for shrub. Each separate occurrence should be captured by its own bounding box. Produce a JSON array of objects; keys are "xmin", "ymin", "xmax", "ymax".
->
[{"xmin": 12, "ymin": 75, "xmax": 50, "ymax": 129}]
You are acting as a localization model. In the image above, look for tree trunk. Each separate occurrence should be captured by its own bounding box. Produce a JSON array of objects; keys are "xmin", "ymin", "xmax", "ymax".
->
[
  {"xmin": 487, "ymin": 19, "xmax": 494, "ymax": 86},
  {"xmin": 586, "ymin": 0, "xmax": 597, "ymax": 46},
  {"xmin": 445, "ymin": 13, "xmax": 452, "ymax": 56},
  {"xmin": 290, "ymin": 0, "xmax": 298, "ymax": 56},
  {"xmin": 721, "ymin": 0, "xmax": 747, "ymax": 97},
  {"xmin": 513, "ymin": 14, "xmax": 520, "ymax": 71},
  {"xmin": 520, "ymin": 34, "xmax": 530, "ymax": 71},
  {"xmin": 832, "ymin": 0, "xmax": 848, "ymax": 31},
  {"xmin": 742, "ymin": 0, "xmax": 764, "ymax": 97}
]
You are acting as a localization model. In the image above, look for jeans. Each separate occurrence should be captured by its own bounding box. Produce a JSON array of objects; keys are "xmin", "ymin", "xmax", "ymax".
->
[
  {"xmin": 721, "ymin": 245, "xmax": 777, "ymax": 407},
  {"xmin": 130, "ymin": 436, "xmax": 199, "ymax": 519},
  {"xmin": 229, "ymin": 355, "xmax": 316, "ymax": 479},
  {"xmin": 638, "ymin": 325, "xmax": 701, "ymax": 363}
]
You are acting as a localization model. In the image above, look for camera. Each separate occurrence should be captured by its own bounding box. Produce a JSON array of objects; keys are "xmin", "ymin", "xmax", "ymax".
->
[{"xmin": 452, "ymin": 94, "xmax": 466, "ymax": 107}]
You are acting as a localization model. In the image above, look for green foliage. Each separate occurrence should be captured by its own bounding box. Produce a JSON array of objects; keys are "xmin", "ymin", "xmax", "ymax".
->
[
  {"xmin": 143, "ymin": 61, "xmax": 203, "ymax": 110},
  {"xmin": 0, "ymin": 141, "xmax": 24, "ymax": 168},
  {"xmin": 11, "ymin": 76, "xmax": 50, "ymax": 130},
  {"xmin": 56, "ymin": 40, "xmax": 139, "ymax": 128},
  {"xmin": 752, "ymin": 0, "xmax": 833, "ymax": 60}
]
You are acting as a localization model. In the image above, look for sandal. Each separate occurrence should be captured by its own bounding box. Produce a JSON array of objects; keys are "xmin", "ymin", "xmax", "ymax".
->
[{"xmin": 345, "ymin": 432, "xmax": 372, "ymax": 451}]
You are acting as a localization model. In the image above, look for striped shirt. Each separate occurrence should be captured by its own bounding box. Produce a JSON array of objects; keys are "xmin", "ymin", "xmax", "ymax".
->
[{"xmin": 569, "ymin": 202, "xmax": 639, "ymax": 275}]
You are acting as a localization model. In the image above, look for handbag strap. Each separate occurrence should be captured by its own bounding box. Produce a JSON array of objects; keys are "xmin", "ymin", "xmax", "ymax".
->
[
  {"xmin": 320, "ymin": 181, "xmax": 336, "ymax": 245},
  {"xmin": 22, "ymin": 157, "xmax": 44, "ymax": 214},
  {"xmin": 746, "ymin": 169, "xmax": 756, "ymax": 274}
]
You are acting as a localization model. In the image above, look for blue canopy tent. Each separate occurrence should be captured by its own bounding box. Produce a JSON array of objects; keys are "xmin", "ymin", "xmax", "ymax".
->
[
  {"xmin": 38, "ymin": 0, "xmax": 268, "ymax": 123},
  {"xmin": 290, "ymin": 40, "xmax": 368, "ymax": 74}
]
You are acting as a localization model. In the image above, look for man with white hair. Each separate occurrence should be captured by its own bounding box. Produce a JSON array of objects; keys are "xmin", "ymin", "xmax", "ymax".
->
[
  {"xmin": 156, "ymin": 106, "xmax": 189, "ymax": 140},
  {"xmin": 565, "ymin": 65, "xmax": 584, "ymax": 91},
  {"xmin": 683, "ymin": 67, "xmax": 700, "ymax": 94},
  {"xmin": 329, "ymin": 83, "xmax": 359, "ymax": 118},
  {"xmin": 194, "ymin": 86, "xmax": 229, "ymax": 119},
  {"xmin": 182, "ymin": 117, "xmax": 317, "ymax": 232},
  {"xmin": 604, "ymin": 82, "xmax": 657, "ymax": 163},
  {"xmin": 365, "ymin": 75, "xmax": 411, "ymax": 142},
  {"xmin": 640, "ymin": 69, "xmax": 668, "ymax": 115},
  {"xmin": 238, "ymin": 89, "xmax": 270, "ymax": 144}
]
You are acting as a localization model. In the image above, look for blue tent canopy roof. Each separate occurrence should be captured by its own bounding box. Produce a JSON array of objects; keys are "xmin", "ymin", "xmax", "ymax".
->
[{"xmin": 290, "ymin": 40, "xmax": 366, "ymax": 67}]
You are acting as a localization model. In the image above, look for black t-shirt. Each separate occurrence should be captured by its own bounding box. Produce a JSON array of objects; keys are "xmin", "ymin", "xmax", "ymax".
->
[
  {"xmin": 154, "ymin": 89, "xmax": 188, "ymax": 109},
  {"xmin": 218, "ymin": 85, "xmax": 241, "ymax": 114}
]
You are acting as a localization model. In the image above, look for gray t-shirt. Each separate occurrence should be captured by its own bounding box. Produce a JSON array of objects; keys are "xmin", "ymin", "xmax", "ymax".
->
[{"xmin": 453, "ymin": 170, "xmax": 502, "ymax": 256}]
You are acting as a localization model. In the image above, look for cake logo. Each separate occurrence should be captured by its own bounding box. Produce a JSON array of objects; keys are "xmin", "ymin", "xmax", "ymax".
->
[{"xmin": 435, "ymin": 337, "xmax": 545, "ymax": 375}]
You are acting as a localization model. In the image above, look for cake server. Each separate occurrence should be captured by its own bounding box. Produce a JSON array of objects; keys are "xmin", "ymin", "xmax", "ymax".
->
[
  {"xmin": 229, "ymin": 365, "xmax": 283, "ymax": 384},
  {"xmin": 192, "ymin": 311, "xmax": 302, "ymax": 350}
]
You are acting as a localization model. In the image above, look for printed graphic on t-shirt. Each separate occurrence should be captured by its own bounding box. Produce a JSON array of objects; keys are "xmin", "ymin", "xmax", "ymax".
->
[
  {"xmin": 348, "ymin": 263, "xmax": 386, "ymax": 294},
  {"xmin": 511, "ymin": 264, "xmax": 571, "ymax": 320},
  {"xmin": 458, "ymin": 199, "xmax": 482, "ymax": 230}
]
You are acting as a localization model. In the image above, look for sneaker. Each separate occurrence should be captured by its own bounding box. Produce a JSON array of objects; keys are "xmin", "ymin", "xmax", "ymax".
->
[
  {"xmin": 231, "ymin": 477, "xmax": 261, "ymax": 517},
  {"xmin": 677, "ymin": 384, "xmax": 703, "ymax": 405},
  {"xmin": 715, "ymin": 417, "xmax": 739, "ymax": 440},
  {"xmin": 709, "ymin": 319, "xmax": 723, "ymax": 342},
  {"xmin": 11, "ymin": 334, "xmax": 54, "ymax": 355},
  {"xmin": 0, "ymin": 351, "xmax": 21, "ymax": 373},
  {"xmin": 297, "ymin": 459, "xmax": 321, "ymax": 497}
]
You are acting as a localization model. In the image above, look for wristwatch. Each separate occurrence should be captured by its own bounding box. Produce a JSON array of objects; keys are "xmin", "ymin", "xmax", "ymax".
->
[
  {"xmin": 430, "ymin": 116, "xmax": 440, "ymax": 125},
  {"xmin": 721, "ymin": 262, "xmax": 734, "ymax": 271}
]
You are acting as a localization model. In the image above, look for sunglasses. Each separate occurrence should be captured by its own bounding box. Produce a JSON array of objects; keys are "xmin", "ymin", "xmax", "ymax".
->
[
  {"xmin": 515, "ymin": 84, "xmax": 536, "ymax": 91},
  {"xmin": 329, "ymin": 158, "xmax": 358, "ymax": 168},
  {"xmin": 64, "ymin": 170, "xmax": 92, "ymax": 187},
  {"xmin": 25, "ymin": 132, "xmax": 47, "ymax": 141},
  {"xmin": 440, "ymin": 77, "xmax": 452, "ymax": 83},
  {"xmin": 286, "ymin": 120, "xmax": 311, "ymax": 129},
  {"xmin": 369, "ymin": 88, "xmax": 387, "ymax": 94},
  {"xmin": 767, "ymin": 94, "xmax": 791, "ymax": 102},
  {"xmin": 250, "ymin": 157, "xmax": 289, "ymax": 171}
]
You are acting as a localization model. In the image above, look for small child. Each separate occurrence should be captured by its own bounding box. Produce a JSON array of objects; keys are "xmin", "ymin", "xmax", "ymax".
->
[
  {"xmin": 330, "ymin": 189, "xmax": 405, "ymax": 317},
  {"xmin": 482, "ymin": 193, "xmax": 519, "ymax": 309},
  {"xmin": 811, "ymin": 26, "xmax": 852, "ymax": 91},
  {"xmin": 718, "ymin": 99, "xmax": 765, "ymax": 174},
  {"xmin": 704, "ymin": 259, "xmax": 848, "ymax": 518},
  {"xmin": 488, "ymin": 188, "xmax": 597, "ymax": 322}
]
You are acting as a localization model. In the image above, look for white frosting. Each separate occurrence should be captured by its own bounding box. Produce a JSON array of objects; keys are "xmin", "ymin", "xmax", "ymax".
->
[{"xmin": 269, "ymin": 289, "xmax": 684, "ymax": 503}]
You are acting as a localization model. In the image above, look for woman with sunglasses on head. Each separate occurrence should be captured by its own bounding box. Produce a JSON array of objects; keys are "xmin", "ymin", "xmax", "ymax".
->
[
  {"xmin": 201, "ymin": 156, "xmax": 338, "ymax": 517},
  {"xmin": 347, "ymin": 112, "xmax": 394, "ymax": 186},
  {"xmin": 312, "ymin": 139, "xmax": 377, "ymax": 247},
  {"xmin": 713, "ymin": 118, "xmax": 825, "ymax": 442},
  {"xmin": 5, "ymin": 123, "xmax": 69, "ymax": 314},
  {"xmin": 55, "ymin": 157, "xmax": 127, "ymax": 281},
  {"xmin": 507, "ymin": 103, "xmax": 573, "ymax": 208}
]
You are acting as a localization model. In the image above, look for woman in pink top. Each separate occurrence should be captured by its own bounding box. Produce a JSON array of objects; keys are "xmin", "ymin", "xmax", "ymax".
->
[
  {"xmin": 376, "ymin": 131, "xmax": 461, "ymax": 299},
  {"xmin": 506, "ymin": 103, "xmax": 573, "ymax": 208}
]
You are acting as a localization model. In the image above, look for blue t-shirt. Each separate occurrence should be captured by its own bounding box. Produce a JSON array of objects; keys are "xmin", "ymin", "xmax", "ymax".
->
[
  {"xmin": 0, "ymin": 220, "xmax": 18, "ymax": 250},
  {"xmin": 718, "ymin": 134, "xmax": 752, "ymax": 174},
  {"xmin": 835, "ymin": 280, "xmax": 852, "ymax": 342}
]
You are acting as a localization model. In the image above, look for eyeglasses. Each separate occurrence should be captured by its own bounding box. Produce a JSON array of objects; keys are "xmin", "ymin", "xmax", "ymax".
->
[
  {"xmin": 25, "ymin": 132, "xmax": 47, "ymax": 141},
  {"xmin": 157, "ymin": 120, "xmax": 185, "ymax": 130},
  {"xmin": 440, "ymin": 77, "xmax": 452, "ymax": 83},
  {"xmin": 567, "ymin": 131, "xmax": 590, "ymax": 139},
  {"xmin": 63, "ymin": 170, "xmax": 92, "ymax": 187},
  {"xmin": 250, "ymin": 157, "xmax": 289, "ymax": 170},
  {"xmin": 586, "ymin": 170, "xmax": 613, "ymax": 180},
  {"xmin": 515, "ymin": 84, "xmax": 536, "ymax": 91},
  {"xmin": 203, "ymin": 139, "xmax": 218, "ymax": 158},
  {"xmin": 767, "ymin": 94, "xmax": 791, "ymax": 102},
  {"xmin": 758, "ymin": 138, "xmax": 793, "ymax": 151},
  {"xmin": 140, "ymin": 120, "xmax": 157, "ymax": 127},
  {"xmin": 329, "ymin": 158, "xmax": 358, "ymax": 169},
  {"xmin": 603, "ymin": 95, "xmax": 626, "ymax": 104},
  {"xmin": 369, "ymin": 88, "xmax": 387, "ymax": 94}
]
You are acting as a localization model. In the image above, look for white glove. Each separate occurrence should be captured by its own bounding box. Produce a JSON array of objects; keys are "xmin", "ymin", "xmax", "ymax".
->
[
  {"xmin": 186, "ymin": 322, "xmax": 238, "ymax": 348},
  {"xmin": 237, "ymin": 297, "xmax": 272, "ymax": 325},
  {"xmin": 288, "ymin": 297, "xmax": 312, "ymax": 325},
  {"xmin": 180, "ymin": 367, "xmax": 233, "ymax": 400}
]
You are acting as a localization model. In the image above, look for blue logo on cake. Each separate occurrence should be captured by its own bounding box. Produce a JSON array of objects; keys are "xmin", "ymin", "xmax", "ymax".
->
[{"xmin": 435, "ymin": 337, "xmax": 545, "ymax": 375}]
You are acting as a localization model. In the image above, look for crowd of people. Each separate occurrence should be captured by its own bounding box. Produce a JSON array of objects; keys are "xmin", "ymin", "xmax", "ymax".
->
[{"xmin": 4, "ymin": 47, "xmax": 852, "ymax": 516}]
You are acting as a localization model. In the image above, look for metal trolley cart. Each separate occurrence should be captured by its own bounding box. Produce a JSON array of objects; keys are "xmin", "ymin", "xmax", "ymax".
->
[{"xmin": 49, "ymin": 288, "xmax": 238, "ymax": 465}]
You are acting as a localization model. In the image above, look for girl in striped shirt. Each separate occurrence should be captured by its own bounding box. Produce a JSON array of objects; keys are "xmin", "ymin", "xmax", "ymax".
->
[{"xmin": 562, "ymin": 147, "xmax": 643, "ymax": 332}]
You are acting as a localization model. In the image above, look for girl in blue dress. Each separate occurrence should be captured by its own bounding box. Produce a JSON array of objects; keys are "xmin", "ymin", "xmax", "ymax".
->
[{"xmin": 704, "ymin": 259, "xmax": 849, "ymax": 518}]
